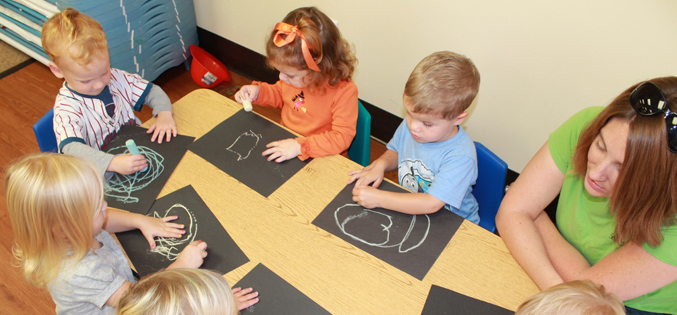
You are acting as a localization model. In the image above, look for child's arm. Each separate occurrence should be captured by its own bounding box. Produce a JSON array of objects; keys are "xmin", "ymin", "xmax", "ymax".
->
[
  {"xmin": 232, "ymin": 287, "xmax": 260, "ymax": 310},
  {"xmin": 62, "ymin": 142, "xmax": 147, "ymax": 175},
  {"xmin": 104, "ymin": 208, "xmax": 184, "ymax": 249},
  {"xmin": 347, "ymin": 149, "xmax": 398, "ymax": 188},
  {"xmin": 262, "ymin": 139, "xmax": 302, "ymax": 163},
  {"xmin": 234, "ymin": 85, "xmax": 261, "ymax": 105},
  {"xmin": 106, "ymin": 281, "xmax": 133, "ymax": 307},
  {"xmin": 144, "ymin": 85, "xmax": 177, "ymax": 144},
  {"xmin": 102, "ymin": 241, "xmax": 210, "ymax": 307},
  {"xmin": 294, "ymin": 83, "xmax": 359, "ymax": 160},
  {"xmin": 352, "ymin": 187, "xmax": 446, "ymax": 215},
  {"xmin": 166, "ymin": 240, "xmax": 208, "ymax": 269}
]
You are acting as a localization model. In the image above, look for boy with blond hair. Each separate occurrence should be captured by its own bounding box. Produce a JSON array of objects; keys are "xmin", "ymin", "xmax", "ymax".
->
[
  {"xmin": 515, "ymin": 280, "xmax": 626, "ymax": 315},
  {"xmin": 42, "ymin": 8, "xmax": 177, "ymax": 178},
  {"xmin": 348, "ymin": 51, "xmax": 480, "ymax": 223}
]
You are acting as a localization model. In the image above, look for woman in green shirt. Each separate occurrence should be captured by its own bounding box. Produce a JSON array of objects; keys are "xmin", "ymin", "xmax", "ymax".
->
[{"xmin": 496, "ymin": 77, "xmax": 677, "ymax": 315}]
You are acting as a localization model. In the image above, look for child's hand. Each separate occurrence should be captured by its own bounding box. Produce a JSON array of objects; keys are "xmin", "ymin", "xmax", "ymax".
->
[
  {"xmin": 235, "ymin": 85, "xmax": 260, "ymax": 104},
  {"xmin": 109, "ymin": 154, "xmax": 148, "ymax": 175},
  {"xmin": 262, "ymin": 139, "xmax": 301, "ymax": 163},
  {"xmin": 169, "ymin": 240, "xmax": 208, "ymax": 269},
  {"xmin": 232, "ymin": 287, "xmax": 260, "ymax": 310},
  {"xmin": 352, "ymin": 185, "xmax": 383, "ymax": 209},
  {"xmin": 347, "ymin": 161, "xmax": 386, "ymax": 189},
  {"xmin": 147, "ymin": 111, "xmax": 178, "ymax": 144},
  {"xmin": 137, "ymin": 215, "xmax": 185, "ymax": 249}
]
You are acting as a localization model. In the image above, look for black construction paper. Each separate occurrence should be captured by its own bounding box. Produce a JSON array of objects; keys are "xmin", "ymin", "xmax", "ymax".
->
[
  {"xmin": 103, "ymin": 125, "xmax": 195, "ymax": 214},
  {"xmin": 234, "ymin": 264, "xmax": 330, "ymax": 315},
  {"xmin": 116, "ymin": 185, "xmax": 249, "ymax": 277},
  {"xmin": 312, "ymin": 182, "xmax": 464, "ymax": 280},
  {"xmin": 187, "ymin": 109, "xmax": 310, "ymax": 197},
  {"xmin": 421, "ymin": 285, "xmax": 513, "ymax": 315}
]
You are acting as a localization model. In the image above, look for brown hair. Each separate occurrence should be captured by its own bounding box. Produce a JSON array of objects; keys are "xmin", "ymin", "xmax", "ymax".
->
[
  {"xmin": 265, "ymin": 7, "xmax": 357, "ymax": 90},
  {"xmin": 41, "ymin": 8, "xmax": 107, "ymax": 65},
  {"xmin": 404, "ymin": 51, "xmax": 480, "ymax": 120},
  {"xmin": 573, "ymin": 76, "xmax": 677, "ymax": 246},
  {"xmin": 516, "ymin": 280, "xmax": 625, "ymax": 315}
]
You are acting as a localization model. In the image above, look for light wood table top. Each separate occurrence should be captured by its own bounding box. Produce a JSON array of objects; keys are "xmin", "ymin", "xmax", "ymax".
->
[{"xmin": 142, "ymin": 89, "xmax": 539, "ymax": 314}]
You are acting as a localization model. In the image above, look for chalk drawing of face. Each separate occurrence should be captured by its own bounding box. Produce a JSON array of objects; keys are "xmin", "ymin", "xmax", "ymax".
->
[
  {"xmin": 150, "ymin": 203, "xmax": 198, "ymax": 261},
  {"xmin": 226, "ymin": 130, "xmax": 262, "ymax": 161},
  {"xmin": 334, "ymin": 204, "xmax": 430, "ymax": 253}
]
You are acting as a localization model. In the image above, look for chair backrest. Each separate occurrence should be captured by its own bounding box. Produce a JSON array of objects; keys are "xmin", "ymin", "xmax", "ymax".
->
[
  {"xmin": 348, "ymin": 101, "xmax": 371, "ymax": 167},
  {"xmin": 33, "ymin": 108, "xmax": 58, "ymax": 153},
  {"xmin": 473, "ymin": 141, "xmax": 508, "ymax": 233}
]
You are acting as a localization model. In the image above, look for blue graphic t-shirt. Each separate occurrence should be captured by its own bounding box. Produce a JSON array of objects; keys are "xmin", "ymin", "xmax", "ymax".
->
[{"xmin": 387, "ymin": 120, "xmax": 479, "ymax": 224}]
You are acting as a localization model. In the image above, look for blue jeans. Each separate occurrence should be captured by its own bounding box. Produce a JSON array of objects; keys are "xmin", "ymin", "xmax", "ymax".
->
[{"xmin": 625, "ymin": 306, "xmax": 669, "ymax": 315}]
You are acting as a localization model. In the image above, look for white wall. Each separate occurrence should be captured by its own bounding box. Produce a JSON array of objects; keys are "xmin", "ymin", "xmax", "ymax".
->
[{"xmin": 194, "ymin": 0, "xmax": 677, "ymax": 171}]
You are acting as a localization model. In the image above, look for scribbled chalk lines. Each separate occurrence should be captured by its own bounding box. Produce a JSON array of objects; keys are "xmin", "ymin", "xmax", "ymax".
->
[
  {"xmin": 106, "ymin": 145, "xmax": 164, "ymax": 203},
  {"xmin": 227, "ymin": 130, "xmax": 262, "ymax": 161},
  {"xmin": 150, "ymin": 203, "xmax": 198, "ymax": 260},
  {"xmin": 334, "ymin": 204, "xmax": 430, "ymax": 253}
]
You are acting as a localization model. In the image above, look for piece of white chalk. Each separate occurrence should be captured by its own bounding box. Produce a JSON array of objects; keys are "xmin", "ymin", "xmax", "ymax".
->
[
  {"xmin": 242, "ymin": 94, "xmax": 253, "ymax": 112},
  {"xmin": 125, "ymin": 139, "xmax": 148, "ymax": 172}
]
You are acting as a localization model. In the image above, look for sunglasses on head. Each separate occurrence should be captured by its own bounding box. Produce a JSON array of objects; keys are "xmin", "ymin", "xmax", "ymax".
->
[{"xmin": 630, "ymin": 82, "xmax": 677, "ymax": 153}]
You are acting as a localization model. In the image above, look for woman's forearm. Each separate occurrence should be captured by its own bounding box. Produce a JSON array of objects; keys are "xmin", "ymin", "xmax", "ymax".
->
[{"xmin": 497, "ymin": 209, "xmax": 564, "ymax": 289}]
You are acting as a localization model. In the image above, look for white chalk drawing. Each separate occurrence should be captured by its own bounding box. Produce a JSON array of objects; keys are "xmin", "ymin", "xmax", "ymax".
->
[
  {"xmin": 226, "ymin": 130, "xmax": 262, "ymax": 161},
  {"xmin": 106, "ymin": 145, "xmax": 164, "ymax": 203},
  {"xmin": 150, "ymin": 203, "xmax": 198, "ymax": 261},
  {"xmin": 334, "ymin": 204, "xmax": 430, "ymax": 253}
]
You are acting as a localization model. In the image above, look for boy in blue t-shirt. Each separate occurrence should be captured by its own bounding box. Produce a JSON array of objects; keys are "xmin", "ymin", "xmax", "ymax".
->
[{"xmin": 347, "ymin": 51, "xmax": 480, "ymax": 223}]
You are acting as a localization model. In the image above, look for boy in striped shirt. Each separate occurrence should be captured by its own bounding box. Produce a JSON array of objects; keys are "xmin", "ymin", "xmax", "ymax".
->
[{"xmin": 41, "ymin": 8, "xmax": 177, "ymax": 178}]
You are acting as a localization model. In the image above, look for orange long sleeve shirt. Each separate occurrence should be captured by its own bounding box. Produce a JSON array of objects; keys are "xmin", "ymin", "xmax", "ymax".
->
[{"xmin": 252, "ymin": 80, "xmax": 358, "ymax": 160}]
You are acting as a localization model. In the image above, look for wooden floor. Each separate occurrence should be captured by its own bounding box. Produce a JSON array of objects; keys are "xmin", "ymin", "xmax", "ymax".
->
[{"xmin": 0, "ymin": 61, "xmax": 395, "ymax": 313}]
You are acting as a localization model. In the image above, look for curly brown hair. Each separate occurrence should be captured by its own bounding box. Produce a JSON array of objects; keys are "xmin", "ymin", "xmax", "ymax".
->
[{"xmin": 265, "ymin": 7, "xmax": 357, "ymax": 91}]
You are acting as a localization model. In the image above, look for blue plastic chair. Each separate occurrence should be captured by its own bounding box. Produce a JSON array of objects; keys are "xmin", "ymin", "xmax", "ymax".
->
[
  {"xmin": 473, "ymin": 141, "xmax": 508, "ymax": 233},
  {"xmin": 348, "ymin": 101, "xmax": 371, "ymax": 167},
  {"xmin": 33, "ymin": 108, "xmax": 58, "ymax": 153}
]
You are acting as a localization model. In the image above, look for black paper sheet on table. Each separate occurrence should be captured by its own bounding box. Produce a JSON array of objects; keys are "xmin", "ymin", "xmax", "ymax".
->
[
  {"xmin": 187, "ymin": 109, "xmax": 310, "ymax": 198},
  {"xmin": 312, "ymin": 181, "xmax": 464, "ymax": 280},
  {"xmin": 234, "ymin": 264, "xmax": 330, "ymax": 315},
  {"xmin": 421, "ymin": 285, "xmax": 513, "ymax": 315},
  {"xmin": 116, "ymin": 185, "xmax": 249, "ymax": 277},
  {"xmin": 103, "ymin": 125, "xmax": 195, "ymax": 214}
]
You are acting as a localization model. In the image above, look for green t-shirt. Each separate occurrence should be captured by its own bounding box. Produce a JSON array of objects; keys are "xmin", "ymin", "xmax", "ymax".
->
[{"xmin": 549, "ymin": 106, "xmax": 677, "ymax": 314}]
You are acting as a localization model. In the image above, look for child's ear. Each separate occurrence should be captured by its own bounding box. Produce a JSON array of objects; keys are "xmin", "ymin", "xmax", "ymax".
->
[
  {"xmin": 452, "ymin": 112, "xmax": 469, "ymax": 125},
  {"xmin": 49, "ymin": 62, "xmax": 64, "ymax": 79}
]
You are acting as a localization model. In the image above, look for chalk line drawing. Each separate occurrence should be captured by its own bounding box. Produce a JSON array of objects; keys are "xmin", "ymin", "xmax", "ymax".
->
[
  {"xmin": 150, "ymin": 203, "xmax": 198, "ymax": 261},
  {"xmin": 334, "ymin": 204, "xmax": 430, "ymax": 253},
  {"xmin": 227, "ymin": 130, "xmax": 262, "ymax": 161},
  {"xmin": 106, "ymin": 145, "xmax": 165, "ymax": 203}
]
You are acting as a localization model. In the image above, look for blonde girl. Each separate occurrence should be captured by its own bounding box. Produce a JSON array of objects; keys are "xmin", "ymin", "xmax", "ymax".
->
[
  {"xmin": 6, "ymin": 153, "xmax": 208, "ymax": 314},
  {"xmin": 235, "ymin": 6, "xmax": 359, "ymax": 162},
  {"xmin": 116, "ymin": 268, "xmax": 259, "ymax": 315},
  {"xmin": 516, "ymin": 280, "xmax": 625, "ymax": 315}
]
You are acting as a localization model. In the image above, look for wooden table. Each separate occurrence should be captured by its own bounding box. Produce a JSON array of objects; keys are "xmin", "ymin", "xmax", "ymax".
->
[{"xmin": 142, "ymin": 89, "xmax": 539, "ymax": 314}]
